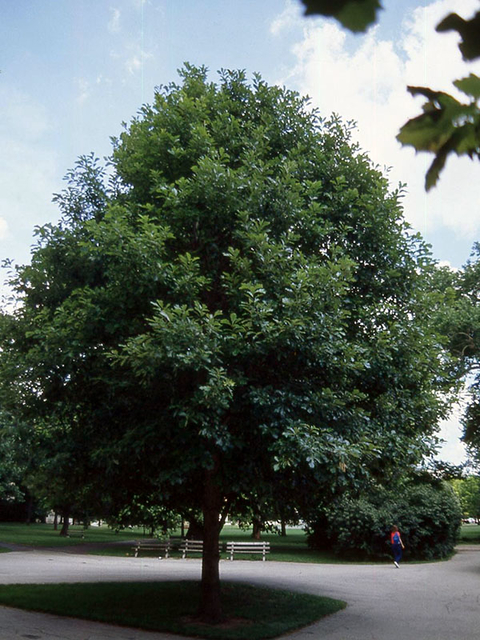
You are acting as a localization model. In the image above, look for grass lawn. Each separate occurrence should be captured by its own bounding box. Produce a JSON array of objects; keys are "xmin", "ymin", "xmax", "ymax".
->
[
  {"xmin": 0, "ymin": 522, "xmax": 423, "ymax": 563},
  {"xmin": 1, "ymin": 522, "xmax": 458, "ymax": 563},
  {"xmin": 219, "ymin": 527, "xmax": 344, "ymax": 564},
  {"xmin": 0, "ymin": 522, "xmax": 144, "ymax": 548},
  {"xmin": 115, "ymin": 526, "xmax": 358, "ymax": 563},
  {"xmin": 0, "ymin": 522, "xmax": 347, "ymax": 562},
  {"xmin": 0, "ymin": 581, "xmax": 346, "ymax": 640},
  {"xmin": 458, "ymin": 524, "xmax": 480, "ymax": 544}
]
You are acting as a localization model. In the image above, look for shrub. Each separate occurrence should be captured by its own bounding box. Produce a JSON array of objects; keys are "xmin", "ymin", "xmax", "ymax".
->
[
  {"xmin": 306, "ymin": 480, "xmax": 462, "ymax": 560},
  {"xmin": 391, "ymin": 483, "xmax": 462, "ymax": 560}
]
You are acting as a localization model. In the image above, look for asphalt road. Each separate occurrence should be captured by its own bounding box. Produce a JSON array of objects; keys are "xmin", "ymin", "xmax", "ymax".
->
[{"xmin": 0, "ymin": 544, "xmax": 478, "ymax": 639}]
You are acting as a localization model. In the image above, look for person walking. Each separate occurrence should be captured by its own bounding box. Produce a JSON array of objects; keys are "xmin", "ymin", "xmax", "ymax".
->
[{"xmin": 390, "ymin": 525, "xmax": 405, "ymax": 568}]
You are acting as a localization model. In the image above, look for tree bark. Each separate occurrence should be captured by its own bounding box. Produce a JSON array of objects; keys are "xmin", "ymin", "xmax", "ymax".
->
[
  {"xmin": 252, "ymin": 515, "xmax": 262, "ymax": 540},
  {"xmin": 25, "ymin": 495, "xmax": 34, "ymax": 524},
  {"xmin": 186, "ymin": 516, "xmax": 204, "ymax": 540},
  {"xmin": 59, "ymin": 510, "xmax": 70, "ymax": 537},
  {"xmin": 199, "ymin": 459, "xmax": 224, "ymax": 623}
]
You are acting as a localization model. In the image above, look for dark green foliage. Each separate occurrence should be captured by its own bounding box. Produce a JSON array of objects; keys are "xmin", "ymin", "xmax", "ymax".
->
[
  {"xmin": 0, "ymin": 66, "xmax": 451, "ymax": 512},
  {"xmin": 307, "ymin": 481, "xmax": 462, "ymax": 560},
  {"xmin": 0, "ymin": 422, "xmax": 25, "ymax": 504},
  {"xmin": 436, "ymin": 11, "xmax": 480, "ymax": 61},
  {"xmin": 391, "ymin": 483, "xmax": 462, "ymax": 560},
  {"xmin": 315, "ymin": 495, "xmax": 391, "ymax": 559},
  {"xmin": 301, "ymin": 0, "xmax": 382, "ymax": 32}
]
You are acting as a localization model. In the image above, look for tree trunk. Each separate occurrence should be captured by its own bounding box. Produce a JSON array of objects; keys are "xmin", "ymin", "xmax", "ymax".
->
[
  {"xmin": 252, "ymin": 516, "xmax": 262, "ymax": 540},
  {"xmin": 199, "ymin": 461, "xmax": 224, "ymax": 623},
  {"xmin": 60, "ymin": 510, "xmax": 70, "ymax": 537},
  {"xmin": 25, "ymin": 495, "xmax": 34, "ymax": 524},
  {"xmin": 186, "ymin": 516, "xmax": 204, "ymax": 540}
]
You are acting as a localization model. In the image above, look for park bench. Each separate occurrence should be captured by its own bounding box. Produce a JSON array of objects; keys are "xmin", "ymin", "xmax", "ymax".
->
[
  {"xmin": 167, "ymin": 536, "xmax": 185, "ymax": 553},
  {"xmin": 180, "ymin": 539, "xmax": 204, "ymax": 558},
  {"xmin": 132, "ymin": 539, "xmax": 172, "ymax": 558},
  {"xmin": 226, "ymin": 541, "xmax": 270, "ymax": 561},
  {"xmin": 66, "ymin": 531, "xmax": 85, "ymax": 539},
  {"xmin": 180, "ymin": 539, "xmax": 224, "ymax": 559}
]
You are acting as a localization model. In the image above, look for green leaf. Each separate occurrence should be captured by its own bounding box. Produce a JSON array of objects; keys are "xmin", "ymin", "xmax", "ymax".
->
[
  {"xmin": 301, "ymin": 0, "xmax": 382, "ymax": 33},
  {"xmin": 397, "ymin": 83, "xmax": 480, "ymax": 189},
  {"xmin": 436, "ymin": 10, "xmax": 480, "ymax": 61},
  {"xmin": 454, "ymin": 74, "xmax": 480, "ymax": 100}
]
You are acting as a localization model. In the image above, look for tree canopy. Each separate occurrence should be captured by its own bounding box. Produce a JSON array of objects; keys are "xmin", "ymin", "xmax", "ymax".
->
[
  {"xmin": 0, "ymin": 66, "xmax": 456, "ymax": 621},
  {"xmin": 432, "ymin": 247, "xmax": 480, "ymax": 463}
]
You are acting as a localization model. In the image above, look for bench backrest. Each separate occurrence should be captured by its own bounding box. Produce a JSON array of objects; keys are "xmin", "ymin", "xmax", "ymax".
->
[
  {"xmin": 226, "ymin": 541, "xmax": 270, "ymax": 549},
  {"xmin": 226, "ymin": 541, "xmax": 270, "ymax": 560},
  {"xmin": 183, "ymin": 540, "xmax": 203, "ymax": 548}
]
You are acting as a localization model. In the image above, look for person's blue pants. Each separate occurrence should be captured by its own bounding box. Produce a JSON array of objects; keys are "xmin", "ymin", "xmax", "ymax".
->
[{"xmin": 393, "ymin": 544, "xmax": 403, "ymax": 563}]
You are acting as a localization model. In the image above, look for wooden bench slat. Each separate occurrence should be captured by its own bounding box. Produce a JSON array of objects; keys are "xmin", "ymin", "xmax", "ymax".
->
[
  {"xmin": 132, "ymin": 539, "xmax": 173, "ymax": 558},
  {"xmin": 226, "ymin": 541, "xmax": 270, "ymax": 561},
  {"xmin": 180, "ymin": 540, "xmax": 223, "ymax": 559},
  {"xmin": 180, "ymin": 539, "xmax": 203, "ymax": 559}
]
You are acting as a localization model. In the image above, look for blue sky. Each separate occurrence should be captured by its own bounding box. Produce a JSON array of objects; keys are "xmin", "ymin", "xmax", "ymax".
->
[{"xmin": 2, "ymin": 0, "xmax": 480, "ymax": 463}]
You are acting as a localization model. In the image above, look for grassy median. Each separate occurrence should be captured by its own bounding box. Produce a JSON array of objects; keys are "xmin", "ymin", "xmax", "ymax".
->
[{"xmin": 0, "ymin": 581, "xmax": 346, "ymax": 640}]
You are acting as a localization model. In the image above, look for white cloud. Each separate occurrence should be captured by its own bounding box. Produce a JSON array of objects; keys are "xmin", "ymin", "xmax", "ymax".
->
[
  {"xmin": 437, "ymin": 260, "xmax": 460, "ymax": 271},
  {"xmin": 270, "ymin": 0, "xmax": 301, "ymax": 36},
  {"xmin": 274, "ymin": 0, "xmax": 480, "ymax": 240},
  {"xmin": 436, "ymin": 401, "xmax": 469, "ymax": 465},
  {"xmin": 125, "ymin": 48, "xmax": 154, "ymax": 76},
  {"xmin": 108, "ymin": 7, "xmax": 121, "ymax": 33},
  {"xmin": 126, "ymin": 55, "xmax": 142, "ymax": 75},
  {"xmin": 75, "ymin": 77, "xmax": 91, "ymax": 104}
]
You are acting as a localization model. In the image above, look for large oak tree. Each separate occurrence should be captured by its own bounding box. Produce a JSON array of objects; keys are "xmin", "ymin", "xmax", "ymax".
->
[{"xmin": 0, "ymin": 66, "xmax": 455, "ymax": 621}]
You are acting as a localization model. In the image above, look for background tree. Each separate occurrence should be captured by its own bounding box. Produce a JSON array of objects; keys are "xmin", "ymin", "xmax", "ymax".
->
[
  {"xmin": 451, "ymin": 475, "xmax": 480, "ymax": 520},
  {"xmin": 0, "ymin": 414, "xmax": 30, "ymax": 520},
  {"xmin": 0, "ymin": 66, "xmax": 456, "ymax": 622},
  {"xmin": 431, "ymin": 247, "xmax": 480, "ymax": 464},
  {"xmin": 301, "ymin": 0, "xmax": 480, "ymax": 190}
]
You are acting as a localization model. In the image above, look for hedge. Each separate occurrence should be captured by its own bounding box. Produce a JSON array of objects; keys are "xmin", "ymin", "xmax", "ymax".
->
[{"xmin": 306, "ymin": 480, "xmax": 462, "ymax": 560}]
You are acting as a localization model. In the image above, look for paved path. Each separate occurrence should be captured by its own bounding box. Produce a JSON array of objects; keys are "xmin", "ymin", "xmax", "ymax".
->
[{"xmin": 0, "ymin": 545, "xmax": 479, "ymax": 639}]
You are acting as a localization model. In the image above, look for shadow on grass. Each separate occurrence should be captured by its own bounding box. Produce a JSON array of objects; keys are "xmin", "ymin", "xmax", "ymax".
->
[{"xmin": 0, "ymin": 581, "xmax": 346, "ymax": 640}]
